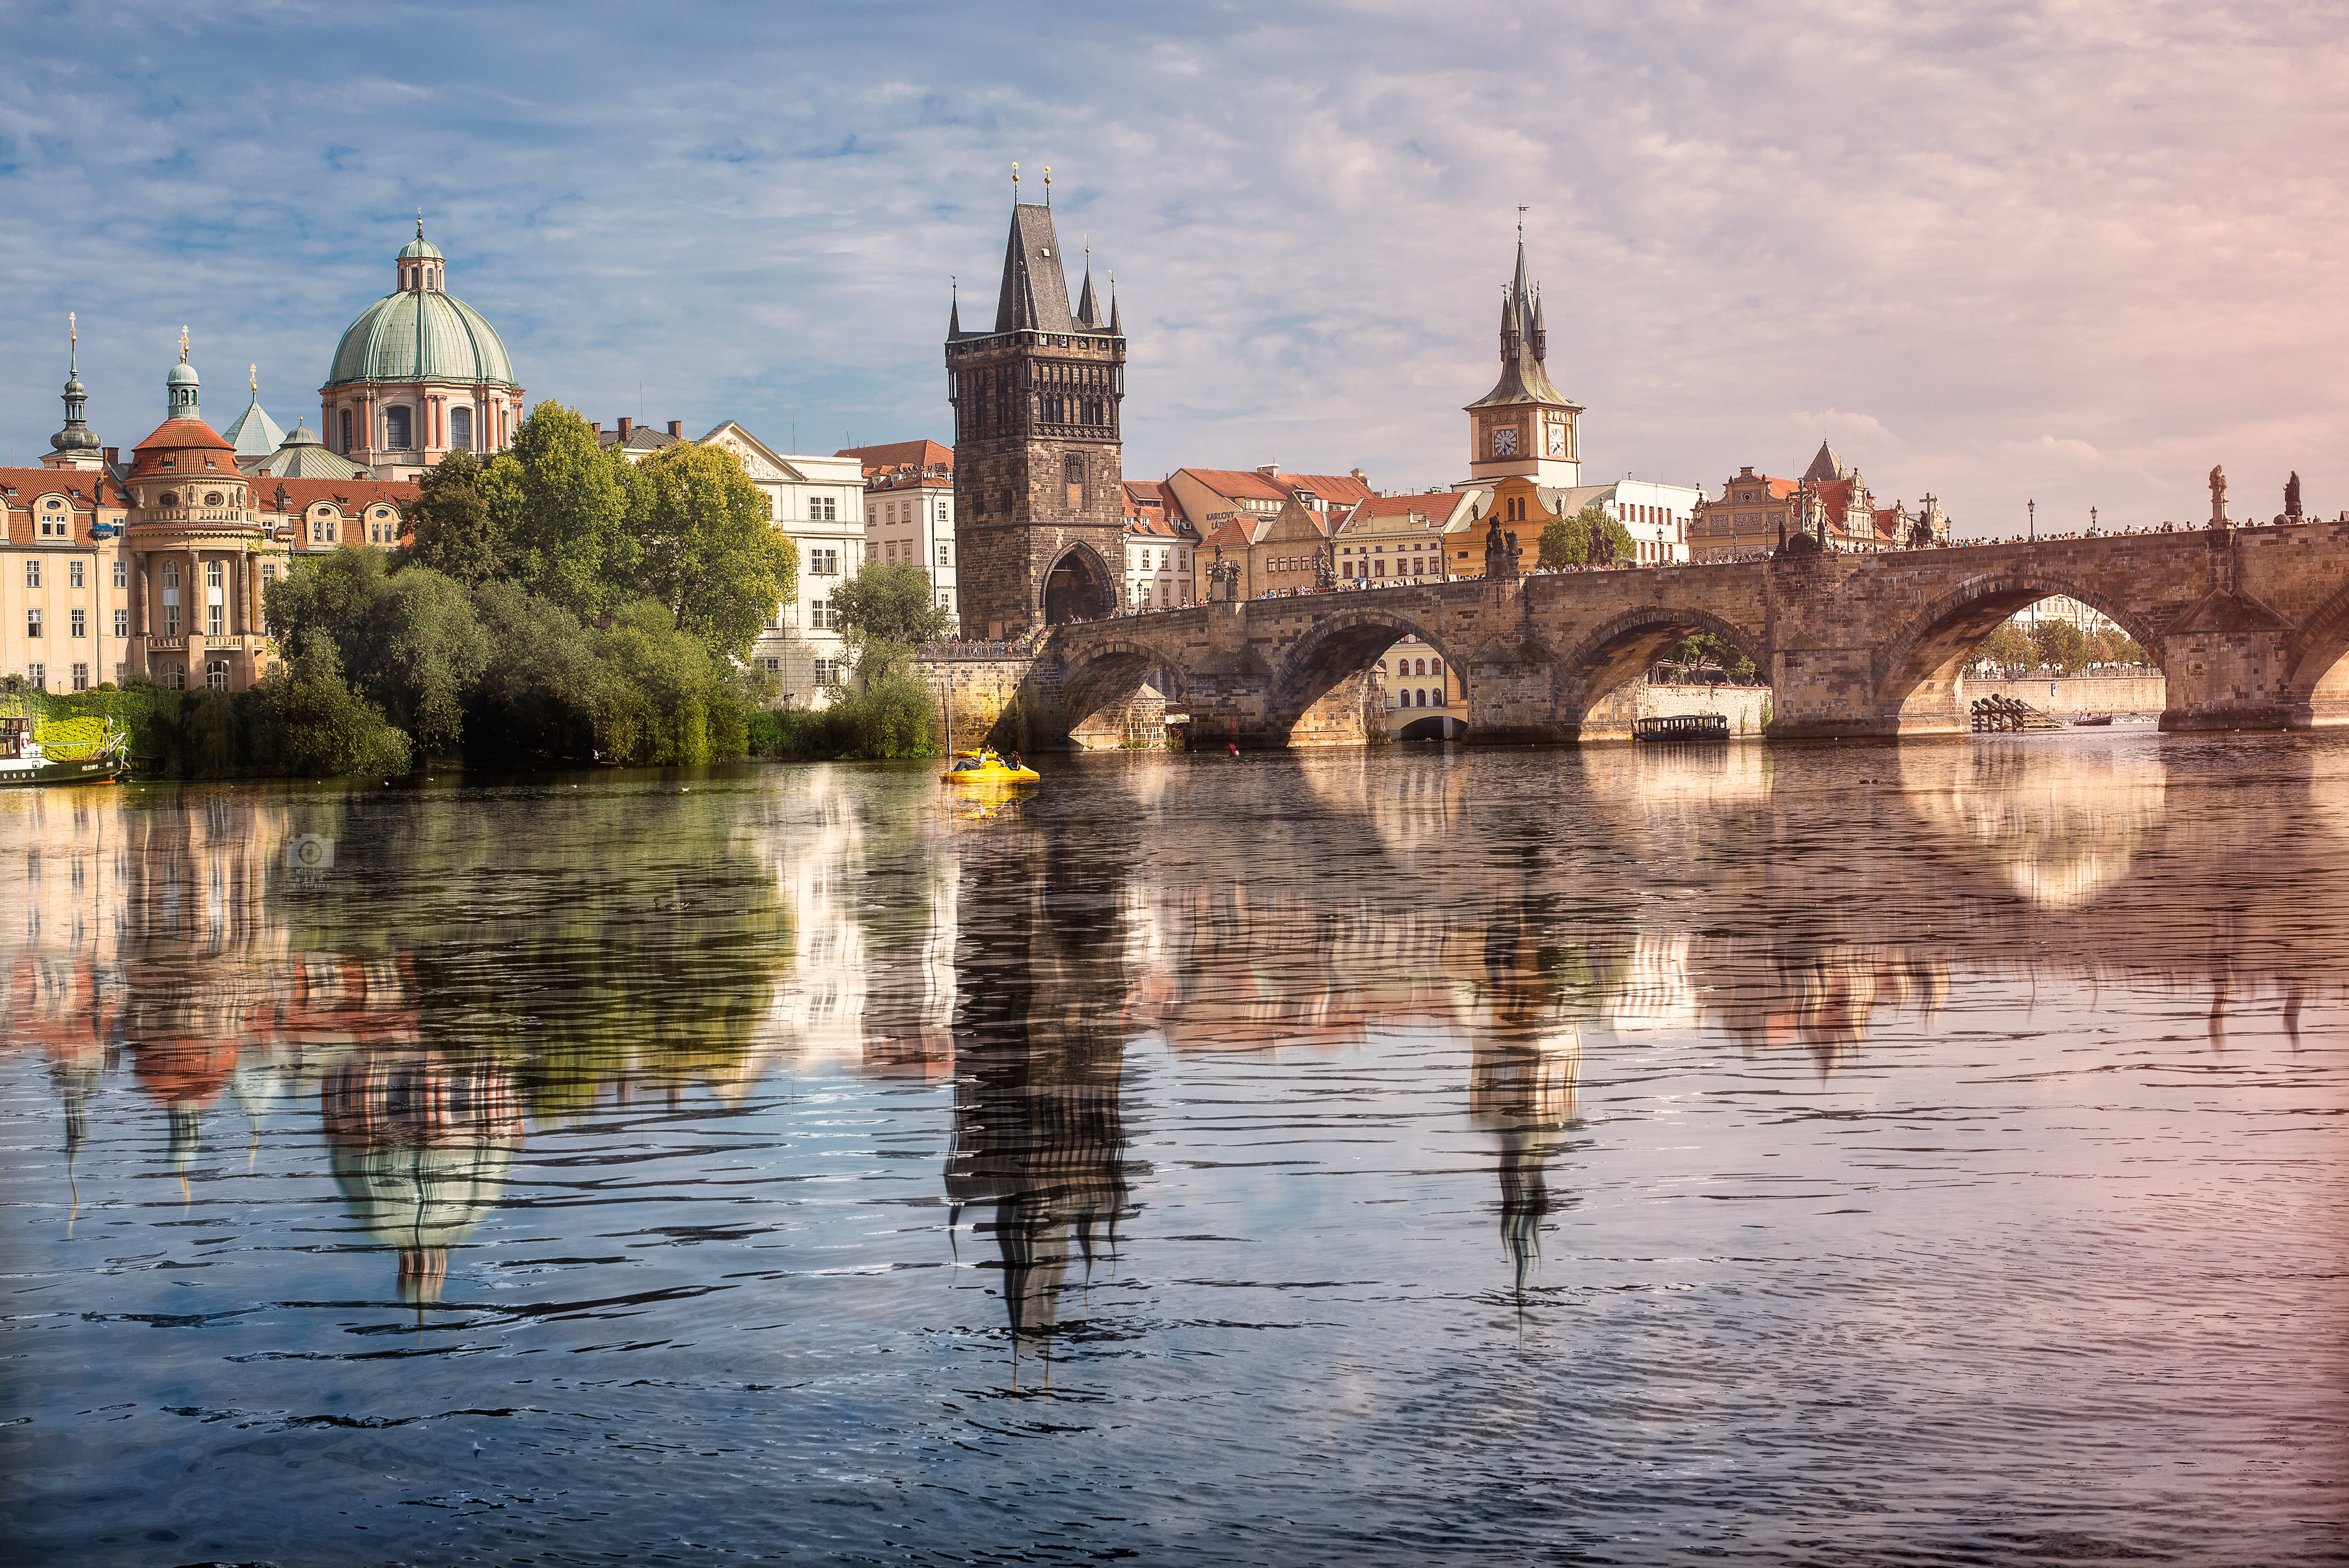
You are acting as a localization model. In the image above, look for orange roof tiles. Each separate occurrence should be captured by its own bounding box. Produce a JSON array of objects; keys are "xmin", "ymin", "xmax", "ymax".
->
[
  {"xmin": 836, "ymin": 440, "xmax": 952, "ymax": 474},
  {"xmin": 255, "ymin": 476, "xmax": 419, "ymax": 515}
]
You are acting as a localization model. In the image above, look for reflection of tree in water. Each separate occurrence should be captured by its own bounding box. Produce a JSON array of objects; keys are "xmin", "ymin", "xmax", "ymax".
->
[
  {"xmin": 943, "ymin": 810, "xmax": 1137, "ymax": 1346},
  {"xmin": 275, "ymin": 785, "xmax": 794, "ymax": 1118},
  {"xmin": 323, "ymin": 1049, "xmax": 524, "ymax": 1303}
]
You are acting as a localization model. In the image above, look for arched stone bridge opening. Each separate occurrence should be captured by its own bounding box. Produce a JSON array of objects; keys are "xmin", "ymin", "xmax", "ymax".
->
[{"xmin": 1029, "ymin": 522, "xmax": 2349, "ymax": 747}]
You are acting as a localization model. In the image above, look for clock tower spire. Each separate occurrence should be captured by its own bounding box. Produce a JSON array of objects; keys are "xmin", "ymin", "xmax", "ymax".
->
[{"xmin": 1462, "ymin": 226, "xmax": 1581, "ymax": 489}]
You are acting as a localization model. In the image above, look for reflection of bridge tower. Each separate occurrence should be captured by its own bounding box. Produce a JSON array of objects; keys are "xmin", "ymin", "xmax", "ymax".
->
[
  {"xmin": 323, "ymin": 1051, "xmax": 523, "ymax": 1303},
  {"xmin": 943, "ymin": 812, "xmax": 1135, "ymax": 1342},
  {"xmin": 1460, "ymin": 906, "xmax": 1584, "ymax": 1291}
]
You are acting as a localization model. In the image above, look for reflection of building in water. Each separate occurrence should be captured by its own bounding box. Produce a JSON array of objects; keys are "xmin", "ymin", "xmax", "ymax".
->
[
  {"xmin": 758, "ymin": 772, "xmax": 958, "ymax": 1079},
  {"xmin": 323, "ymin": 1050, "xmax": 524, "ymax": 1303},
  {"xmin": 1910, "ymin": 741, "xmax": 2166, "ymax": 912},
  {"xmin": 1457, "ymin": 904, "xmax": 1584, "ymax": 1291},
  {"xmin": 944, "ymin": 812, "xmax": 1136, "ymax": 1342},
  {"xmin": 1610, "ymin": 931, "xmax": 1696, "ymax": 1035}
]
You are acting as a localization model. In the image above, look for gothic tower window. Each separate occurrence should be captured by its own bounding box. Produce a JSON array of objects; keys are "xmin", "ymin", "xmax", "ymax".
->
[{"xmin": 1064, "ymin": 453, "xmax": 1085, "ymax": 510}]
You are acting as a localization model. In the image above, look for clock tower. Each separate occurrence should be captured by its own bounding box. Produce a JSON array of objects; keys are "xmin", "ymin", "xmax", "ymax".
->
[{"xmin": 1462, "ymin": 234, "xmax": 1581, "ymax": 489}]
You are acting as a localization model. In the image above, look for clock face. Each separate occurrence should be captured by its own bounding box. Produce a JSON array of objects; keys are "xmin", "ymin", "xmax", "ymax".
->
[
  {"xmin": 1491, "ymin": 426, "xmax": 1519, "ymax": 457},
  {"xmin": 1546, "ymin": 423, "xmax": 1566, "ymax": 457}
]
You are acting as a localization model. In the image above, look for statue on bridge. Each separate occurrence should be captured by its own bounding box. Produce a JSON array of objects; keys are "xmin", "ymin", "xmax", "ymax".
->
[
  {"xmin": 2209, "ymin": 464, "xmax": 2230, "ymax": 529},
  {"xmin": 1484, "ymin": 513, "xmax": 1521, "ymax": 580},
  {"xmin": 1314, "ymin": 544, "xmax": 1335, "ymax": 591},
  {"xmin": 2286, "ymin": 470, "xmax": 2303, "ymax": 521},
  {"xmin": 1207, "ymin": 545, "xmax": 1242, "ymax": 602}
]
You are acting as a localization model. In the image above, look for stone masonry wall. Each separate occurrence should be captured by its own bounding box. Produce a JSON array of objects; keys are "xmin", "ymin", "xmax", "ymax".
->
[{"xmin": 1961, "ymin": 674, "xmax": 2167, "ymax": 712}]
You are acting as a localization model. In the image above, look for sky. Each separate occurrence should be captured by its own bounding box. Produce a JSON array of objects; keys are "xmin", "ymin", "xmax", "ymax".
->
[{"xmin": 4, "ymin": 0, "xmax": 2342, "ymax": 535}]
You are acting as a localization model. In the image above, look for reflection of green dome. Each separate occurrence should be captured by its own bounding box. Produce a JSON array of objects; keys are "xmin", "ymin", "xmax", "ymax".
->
[
  {"xmin": 327, "ymin": 288, "xmax": 516, "ymax": 388},
  {"xmin": 331, "ymin": 1139, "xmax": 517, "ymax": 1303}
]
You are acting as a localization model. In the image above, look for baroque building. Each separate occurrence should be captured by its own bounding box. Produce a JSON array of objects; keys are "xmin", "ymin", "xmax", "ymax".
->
[
  {"xmin": 319, "ymin": 221, "xmax": 524, "ymax": 482},
  {"xmin": 945, "ymin": 183, "xmax": 1126, "ymax": 635},
  {"xmin": 1461, "ymin": 235, "xmax": 1582, "ymax": 489}
]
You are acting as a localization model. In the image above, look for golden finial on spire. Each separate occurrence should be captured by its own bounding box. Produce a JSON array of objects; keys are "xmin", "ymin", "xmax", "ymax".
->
[
  {"xmin": 417, "ymin": 206, "xmax": 425, "ymax": 238},
  {"xmin": 1042, "ymin": 165, "xmax": 1051, "ymax": 205},
  {"xmin": 179, "ymin": 325, "xmax": 190, "ymax": 364},
  {"xmin": 1011, "ymin": 161, "xmax": 1020, "ymax": 191},
  {"xmin": 250, "ymin": 364, "xmax": 258, "ymax": 394},
  {"xmin": 69, "ymin": 311, "xmax": 77, "ymax": 347}
]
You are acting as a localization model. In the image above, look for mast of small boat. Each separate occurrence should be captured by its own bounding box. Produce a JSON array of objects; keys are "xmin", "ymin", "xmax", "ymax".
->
[{"xmin": 942, "ymin": 672, "xmax": 953, "ymax": 755}]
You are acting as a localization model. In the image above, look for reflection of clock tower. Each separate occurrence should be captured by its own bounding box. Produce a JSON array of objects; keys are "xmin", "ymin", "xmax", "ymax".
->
[{"xmin": 1461, "ymin": 236, "xmax": 1581, "ymax": 489}]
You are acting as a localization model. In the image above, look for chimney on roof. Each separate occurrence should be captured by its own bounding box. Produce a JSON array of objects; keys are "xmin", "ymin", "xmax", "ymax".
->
[
  {"xmin": 1256, "ymin": 464, "xmax": 1279, "ymax": 478},
  {"xmin": 667, "ymin": 420, "xmax": 682, "ymax": 438},
  {"xmin": 103, "ymin": 448, "xmax": 118, "ymax": 468},
  {"xmin": 1738, "ymin": 465, "xmax": 1755, "ymax": 478},
  {"xmin": 591, "ymin": 423, "xmax": 603, "ymax": 437},
  {"xmin": 618, "ymin": 417, "xmax": 633, "ymax": 440},
  {"xmin": 1351, "ymin": 468, "xmax": 1366, "ymax": 485}
]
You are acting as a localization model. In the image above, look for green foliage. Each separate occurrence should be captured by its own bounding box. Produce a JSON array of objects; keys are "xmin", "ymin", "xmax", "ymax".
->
[
  {"xmin": 491, "ymin": 402, "xmax": 636, "ymax": 621},
  {"xmin": 588, "ymin": 599, "xmax": 755, "ymax": 766},
  {"xmin": 625, "ymin": 440, "xmax": 798, "ymax": 661},
  {"xmin": 837, "ymin": 675, "xmax": 936, "ymax": 759},
  {"xmin": 401, "ymin": 450, "xmax": 504, "ymax": 585},
  {"xmin": 1672, "ymin": 630, "xmax": 1758, "ymax": 679},
  {"xmin": 267, "ymin": 550, "xmax": 489, "ymax": 752},
  {"xmin": 829, "ymin": 560, "xmax": 955, "ymax": 681},
  {"xmin": 1972, "ymin": 618, "xmax": 2035, "ymax": 670},
  {"xmin": 2031, "ymin": 617, "xmax": 2091, "ymax": 673},
  {"xmin": 467, "ymin": 581, "xmax": 609, "ymax": 762},
  {"xmin": 250, "ymin": 636, "xmax": 414, "ymax": 778},
  {"xmin": 1537, "ymin": 504, "xmax": 1635, "ymax": 570}
]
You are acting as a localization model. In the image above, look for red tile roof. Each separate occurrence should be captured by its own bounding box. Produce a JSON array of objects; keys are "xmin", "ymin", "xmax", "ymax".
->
[
  {"xmin": 128, "ymin": 419, "xmax": 238, "ymax": 477},
  {"xmin": 1351, "ymin": 490, "xmax": 1461, "ymax": 519},
  {"xmin": 836, "ymin": 440, "xmax": 951, "ymax": 474},
  {"xmin": 254, "ymin": 476, "xmax": 419, "ymax": 516},
  {"xmin": 1178, "ymin": 467, "xmax": 1376, "ymax": 506},
  {"xmin": 0, "ymin": 465, "xmax": 129, "ymax": 545}
]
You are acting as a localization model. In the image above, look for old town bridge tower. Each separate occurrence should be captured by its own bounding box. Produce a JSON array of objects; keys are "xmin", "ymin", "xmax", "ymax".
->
[{"xmin": 947, "ymin": 181, "xmax": 1126, "ymax": 635}]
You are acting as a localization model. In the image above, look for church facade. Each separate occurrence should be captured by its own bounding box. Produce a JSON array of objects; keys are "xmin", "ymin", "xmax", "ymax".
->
[{"xmin": 945, "ymin": 187, "xmax": 1127, "ymax": 636}]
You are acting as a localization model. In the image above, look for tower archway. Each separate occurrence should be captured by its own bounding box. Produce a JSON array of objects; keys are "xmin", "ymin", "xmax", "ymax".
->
[{"xmin": 1043, "ymin": 546, "xmax": 1115, "ymax": 626}]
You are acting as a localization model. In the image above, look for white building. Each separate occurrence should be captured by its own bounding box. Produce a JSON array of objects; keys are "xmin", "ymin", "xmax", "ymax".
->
[
  {"xmin": 844, "ymin": 441, "xmax": 957, "ymax": 634},
  {"xmin": 1122, "ymin": 480, "xmax": 1196, "ymax": 610},
  {"xmin": 1543, "ymin": 479, "xmax": 1705, "ymax": 564},
  {"xmin": 700, "ymin": 422, "xmax": 865, "ymax": 703}
]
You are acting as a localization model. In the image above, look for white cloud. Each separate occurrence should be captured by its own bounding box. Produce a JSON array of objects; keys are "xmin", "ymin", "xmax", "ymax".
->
[{"xmin": 0, "ymin": 0, "xmax": 2341, "ymax": 534}]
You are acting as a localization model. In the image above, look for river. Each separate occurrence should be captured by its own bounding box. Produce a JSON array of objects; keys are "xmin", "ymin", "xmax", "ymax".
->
[{"xmin": 3, "ymin": 731, "xmax": 2344, "ymax": 1565}]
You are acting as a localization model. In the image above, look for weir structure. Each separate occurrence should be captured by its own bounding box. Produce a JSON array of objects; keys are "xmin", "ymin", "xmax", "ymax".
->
[{"xmin": 959, "ymin": 520, "xmax": 2349, "ymax": 748}]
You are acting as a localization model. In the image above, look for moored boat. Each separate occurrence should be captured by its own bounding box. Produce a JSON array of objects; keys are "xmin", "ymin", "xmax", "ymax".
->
[
  {"xmin": 2071, "ymin": 714, "xmax": 2115, "ymax": 727},
  {"xmin": 0, "ymin": 714, "xmax": 129, "ymax": 787}
]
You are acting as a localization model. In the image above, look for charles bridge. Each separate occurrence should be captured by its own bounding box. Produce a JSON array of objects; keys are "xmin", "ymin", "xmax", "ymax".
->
[{"xmin": 937, "ymin": 519, "xmax": 2349, "ymax": 748}]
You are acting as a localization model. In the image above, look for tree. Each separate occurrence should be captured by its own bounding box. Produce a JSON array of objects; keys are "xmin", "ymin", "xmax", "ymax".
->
[
  {"xmin": 625, "ymin": 440, "xmax": 798, "ymax": 660},
  {"xmin": 1536, "ymin": 503, "xmax": 1634, "ymax": 571},
  {"xmin": 1674, "ymin": 630, "xmax": 1758, "ymax": 680},
  {"xmin": 401, "ymin": 450, "xmax": 504, "ymax": 584},
  {"xmin": 264, "ymin": 549, "xmax": 489, "ymax": 752},
  {"xmin": 1972, "ymin": 617, "xmax": 2035, "ymax": 670},
  {"xmin": 2032, "ymin": 617, "xmax": 2091, "ymax": 673},
  {"xmin": 828, "ymin": 560, "xmax": 955, "ymax": 681},
  {"xmin": 250, "ymin": 634, "xmax": 413, "ymax": 778},
  {"xmin": 488, "ymin": 402, "xmax": 636, "ymax": 622}
]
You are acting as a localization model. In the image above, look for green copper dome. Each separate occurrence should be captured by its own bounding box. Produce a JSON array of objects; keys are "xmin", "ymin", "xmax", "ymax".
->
[
  {"xmin": 398, "ymin": 234, "xmax": 445, "ymax": 261},
  {"xmin": 326, "ymin": 288, "xmax": 516, "ymax": 389}
]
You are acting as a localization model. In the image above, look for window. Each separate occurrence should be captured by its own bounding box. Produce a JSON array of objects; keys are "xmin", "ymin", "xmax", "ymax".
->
[
  {"xmin": 113, "ymin": 560, "xmax": 127, "ymax": 589},
  {"xmin": 451, "ymin": 406, "xmax": 473, "ymax": 450},
  {"xmin": 72, "ymin": 663, "xmax": 88, "ymax": 692},
  {"xmin": 937, "ymin": 502, "xmax": 949, "ymax": 524},
  {"xmin": 340, "ymin": 409, "xmax": 353, "ymax": 453},
  {"xmin": 206, "ymin": 560, "xmax": 223, "ymax": 590},
  {"xmin": 1432, "ymin": 686, "xmax": 1446, "ymax": 707},
  {"xmin": 808, "ymin": 547, "xmax": 839, "ymax": 576},
  {"xmin": 809, "ymin": 599, "xmax": 830, "ymax": 630},
  {"xmin": 70, "ymin": 561, "xmax": 85, "ymax": 588},
  {"xmin": 940, "ymin": 592, "xmax": 952, "ymax": 609},
  {"xmin": 164, "ymin": 664, "xmax": 185, "ymax": 690},
  {"xmin": 865, "ymin": 543, "xmax": 877, "ymax": 561},
  {"xmin": 26, "ymin": 663, "xmax": 44, "ymax": 691},
  {"xmin": 1374, "ymin": 560, "xmax": 1385, "ymax": 577},
  {"xmin": 761, "ymin": 657, "xmax": 781, "ymax": 672},
  {"xmin": 26, "ymin": 610, "xmax": 42, "ymax": 638},
  {"xmin": 206, "ymin": 660, "xmax": 230, "ymax": 691},
  {"xmin": 1431, "ymin": 659, "xmax": 1443, "ymax": 678},
  {"xmin": 810, "ymin": 495, "xmax": 836, "ymax": 522},
  {"xmin": 937, "ymin": 543, "xmax": 949, "ymax": 566},
  {"xmin": 813, "ymin": 658, "xmax": 841, "ymax": 686},
  {"xmin": 886, "ymin": 541, "xmax": 897, "ymax": 561},
  {"xmin": 385, "ymin": 405, "xmax": 413, "ymax": 449},
  {"xmin": 313, "ymin": 515, "xmax": 336, "ymax": 543},
  {"xmin": 25, "ymin": 560, "xmax": 40, "ymax": 588},
  {"xmin": 262, "ymin": 563, "xmax": 276, "ymax": 585},
  {"xmin": 208, "ymin": 601, "xmax": 223, "ymax": 636},
  {"xmin": 113, "ymin": 609, "xmax": 128, "ymax": 638},
  {"xmin": 70, "ymin": 609, "xmax": 87, "ymax": 638}
]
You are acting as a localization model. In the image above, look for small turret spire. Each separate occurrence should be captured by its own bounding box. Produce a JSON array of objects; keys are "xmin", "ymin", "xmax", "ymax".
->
[
  {"xmin": 49, "ymin": 312, "xmax": 102, "ymax": 464},
  {"xmin": 949, "ymin": 275, "xmax": 962, "ymax": 337},
  {"xmin": 1109, "ymin": 273, "xmax": 1120, "ymax": 335}
]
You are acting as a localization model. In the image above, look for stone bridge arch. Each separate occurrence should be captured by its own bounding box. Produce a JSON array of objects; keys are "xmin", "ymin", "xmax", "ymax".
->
[
  {"xmin": 1057, "ymin": 630, "xmax": 1193, "ymax": 749},
  {"xmin": 1266, "ymin": 600, "xmax": 1468, "ymax": 746},
  {"xmin": 1549, "ymin": 605, "xmax": 1770, "ymax": 740},
  {"xmin": 1873, "ymin": 570, "xmax": 2168, "ymax": 733},
  {"xmin": 2284, "ymin": 576, "xmax": 2349, "ymax": 727}
]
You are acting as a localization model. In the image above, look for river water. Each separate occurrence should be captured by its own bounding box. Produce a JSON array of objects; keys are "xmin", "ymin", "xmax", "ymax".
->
[{"xmin": 3, "ymin": 732, "xmax": 2344, "ymax": 1566}]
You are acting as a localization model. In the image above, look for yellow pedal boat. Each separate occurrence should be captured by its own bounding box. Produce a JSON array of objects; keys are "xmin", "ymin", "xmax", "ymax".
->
[{"xmin": 940, "ymin": 750, "xmax": 1040, "ymax": 785}]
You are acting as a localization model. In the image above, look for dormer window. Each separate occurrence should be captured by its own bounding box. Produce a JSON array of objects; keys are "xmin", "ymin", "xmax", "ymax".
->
[{"xmin": 159, "ymin": 492, "xmax": 180, "ymax": 507}]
